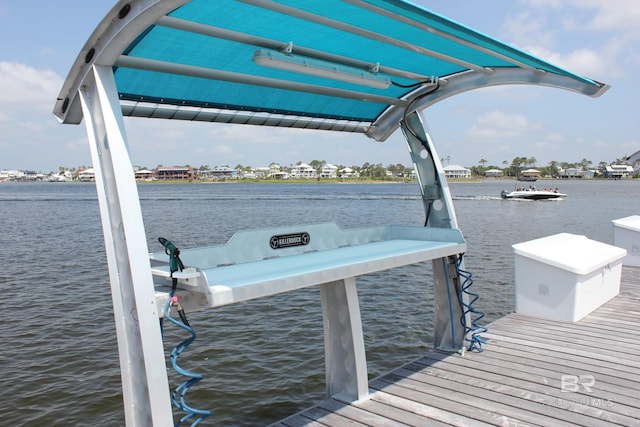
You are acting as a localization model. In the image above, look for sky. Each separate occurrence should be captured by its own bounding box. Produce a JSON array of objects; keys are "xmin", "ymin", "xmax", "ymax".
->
[{"xmin": 1, "ymin": 0, "xmax": 639, "ymax": 173}]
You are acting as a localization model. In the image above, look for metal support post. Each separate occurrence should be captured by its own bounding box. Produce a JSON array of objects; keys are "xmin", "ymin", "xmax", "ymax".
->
[
  {"xmin": 320, "ymin": 278, "xmax": 368, "ymax": 402},
  {"xmin": 400, "ymin": 111, "xmax": 471, "ymax": 351},
  {"xmin": 79, "ymin": 65, "xmax": 173, "ymax": 426},
  {"xmin": 400, "ymin": 110, "xmax": 457, "ymax": 229}
]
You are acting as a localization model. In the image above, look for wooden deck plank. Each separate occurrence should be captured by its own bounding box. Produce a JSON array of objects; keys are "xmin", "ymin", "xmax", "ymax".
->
[
  {"xmin": 368, "ymin": 390, "xmax": 487, "ymax": 427},
  {"xmin": 349, "ymin": 395, "xmax": 450, "ymax": 427},
  {"xmin": 490, "ymin": 314, "xmax": 640, "ymax": 343},
  {"xmin": 412, "ymin": 348, "xmax": 640, "ymax": 416},
  {"xmin": 477, "ymin": 340, "xmax": 640, "ymax": 385},
  {"xmin": 483, "ymin": 324, "xmax": 640, "ymax": 363},
  {"xmin": 491, "ymin": 310, "xmax": 640, "ymax": 337},
  {"xmin": 392, "ymin": 366, "xmax": 604, "ymax": 426},
  {"xmin": 275, "ymin": 417, "xmax": 327, "ymax": 427},
  {"xmin": 402, "ymin": 359, "xmax": 638, "ymax": 425},
  {"xmin": 415, "ymin": 351, "xmax": 639, "ymax": 406},
  {"xmin": 407, "ymin": 356, "xmax": 638, "ymax": 422},
  {"xmin": 370, "ymin": 378, "xmax": 536, "ymax": 426},
  {"xmin": 315, "ymin": 398, "xmax": 408, "ymax": 427},
  {"xmin": 375, "ymin": 372, "xmax": 578, "ymax": 427},
  {"xmin": 485, "ymin": 324, "xmax": 640, "ymax": 356},
  {"xmin": 488, "ymin": 313, "xmax": 640, "ymax": 349},
  {"xmin": 295, "ymin": 407, "xmax": 370, "ymax": 427},
  {"xmin": 482, "ymin": 329, "xmax": 639, "ymax": 371},
  {"xmin": 270, "ymin": 266, "xmax": 640, "ymax": 427}
]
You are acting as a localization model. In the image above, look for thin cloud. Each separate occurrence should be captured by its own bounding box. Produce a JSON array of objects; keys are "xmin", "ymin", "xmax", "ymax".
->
[
  {"xmin": 213, "ymin": 144, "xmax": 233, "ymax": 155},
  {"xmin": 506, "ymin": 1, "xmax": 639, "ymax": 79},
  {"xmin": 566, "ymin": 0, "xmax": 640, "ymax": 35},
  {"xmin": 546, "ymin": 133, "xmax": 566, "ymax": 143},
  {"xmin": 0, "ymin": 61, "xmax": 61, "ymax": 109},
  {"xmin": 467, "ymin": 110, "xmax": 538, "ymax": 140}
]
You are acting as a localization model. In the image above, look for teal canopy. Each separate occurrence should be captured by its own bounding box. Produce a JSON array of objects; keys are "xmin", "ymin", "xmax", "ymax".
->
[{"xmin": 54, "ymin": 0, "xmax": 608, "ymax": 141}]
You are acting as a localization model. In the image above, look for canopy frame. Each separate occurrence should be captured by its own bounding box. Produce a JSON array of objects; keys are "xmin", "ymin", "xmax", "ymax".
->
[
  {"xmin": 54, "ymin": 1, "xmax": 609, "ymax": 425},
  {"xmin": 54, "ymin": 0, "xmax": 608, "ymax": 133}
]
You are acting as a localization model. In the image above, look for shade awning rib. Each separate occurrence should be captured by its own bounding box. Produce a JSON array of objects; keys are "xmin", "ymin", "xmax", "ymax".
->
[
  {"xmin": 115, "ymin": 55, "xmax": 406, "ymax": 107},
  {"xmin": 345, "ymin": 0, "xmax": 541, "ymax": 73},
  {"xmin": 238, "ymin": 0, "xmax": 491, "ymax": 73},
  {"xmin": 54, "ymin": 0, "xmax": 609, "ymax": 140},
  {"xmin": 155, "ymin": 16, "xmax": 435, "ymax": 82}
]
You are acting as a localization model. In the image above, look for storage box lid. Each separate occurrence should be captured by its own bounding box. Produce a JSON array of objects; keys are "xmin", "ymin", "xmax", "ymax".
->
[
  {"xmin": 513, "ymin": 233, "xmax": 627, "ymax": 275},
  {"xmin": 612, "ymin": 215, "xmax": 640, "ymax": 232}
]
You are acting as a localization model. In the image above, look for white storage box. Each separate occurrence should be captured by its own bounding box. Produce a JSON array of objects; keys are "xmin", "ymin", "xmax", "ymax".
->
[
  {"xmin": 513, "ymin": 233, "xmax": 626, "ymax": 322},
  {"xmin": 612, "ymin": 215, "xmax": 640, "ymax": 267}
]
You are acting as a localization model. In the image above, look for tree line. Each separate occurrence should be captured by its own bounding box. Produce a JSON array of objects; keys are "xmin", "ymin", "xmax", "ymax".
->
[
  {"xmin": 472, "ymin": 155, "xmax": 636, "ymax": 177},
  {"xmin": 58, "ymin": 154, "xmax": 636, "ymax": 179}
]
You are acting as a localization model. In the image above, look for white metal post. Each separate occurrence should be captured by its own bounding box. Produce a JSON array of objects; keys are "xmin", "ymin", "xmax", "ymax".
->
[
  {"xmin": 401, "ymin": 111, "xmax": 458, "ymax": 229},
  {"xmin": 79, "ymin": 65, "xmax": 173, "ymax": 426},
  {"xmin": 401, "ymin": 111, "xmax": 471, "ymax": 352},
  {"xmin": 320, "ymin": 278, "xmax": 368, "ymax": 402}
]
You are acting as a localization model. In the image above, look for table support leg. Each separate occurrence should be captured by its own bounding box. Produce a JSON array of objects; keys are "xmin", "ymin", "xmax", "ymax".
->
[{"xmin": 320, "ymin": 277, "xmax": 368, "ymax": 402}]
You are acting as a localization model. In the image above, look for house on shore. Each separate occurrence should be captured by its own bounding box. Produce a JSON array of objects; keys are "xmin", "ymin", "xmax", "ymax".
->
[
  {"xmin": 206, "ymin": 165, "xmax": 235, "ymax": 180},
  {"xmin": 134, "ymin": 169, "xmax": 154, "ymax": 180},
  {"xmin": 290, "ymin": 163, "xmax": 317, "ymax": 179},
  {"xmin": 484, "ymin": 168, "xmax": 504, "ymax": 178},
  {"xmin": 0, "ymin": 170, "xmax": 25, "ymax": 181},
  {"xmin": 521, "ymin": 168, "xmax": 542, "ymax": 180},
  {"xmin": 320, "ymin": 164, "xmax": 338, "ymax": 179},
  {"xmin": 78, "ymin": 168, "xmax": 95, "ymax": 182},
  {"xmin": 340, "ymin": 167, "xmax": 359, "ymax": 178},
  {"xmin": 443, "ymin": 165, "xmax": 471, "ymax": 179},
  {"xmin": 557, "ymin": 168, "xmax": 594, "ymax": 179},
  {"xmin": 154, "ymin": 166, "xmax": 194, "ymax": 180},
  {"xmin": 605, "ymin": 165, "xmax": 634, "ymax": 179}
]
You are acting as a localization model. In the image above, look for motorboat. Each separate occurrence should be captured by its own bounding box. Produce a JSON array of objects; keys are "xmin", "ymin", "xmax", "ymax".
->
[{"xmin": 501, "ymin": 188, "xmax": 566, "ymax": 200}]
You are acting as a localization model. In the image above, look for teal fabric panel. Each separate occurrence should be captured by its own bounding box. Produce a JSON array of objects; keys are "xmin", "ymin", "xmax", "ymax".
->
[{"xmin": 114, "ymin": 0, "xmax": 597, "ymax": 123}]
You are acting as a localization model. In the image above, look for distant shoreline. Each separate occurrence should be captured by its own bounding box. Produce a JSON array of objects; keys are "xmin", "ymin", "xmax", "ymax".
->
[
  {"xmin": 3, "ymin": 176, "xmax": 635, "ymax": 185},
  {"xmin": 132, "ymin": 176, "xmax": 634, "ymax": 184}
]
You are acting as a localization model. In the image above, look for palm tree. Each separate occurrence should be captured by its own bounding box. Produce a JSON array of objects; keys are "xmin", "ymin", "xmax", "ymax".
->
[
  {"xmin": 510, "ymin": 157, "xmax": 526, "ymax": 177},
  {"xmin": 527, "ymin": 157, "xmax": 537, "ymax": 168},
  {"xmin": 597, "ymin": 161, "xmax": 608, "ymax": 174},
  {"xmin": 361, "ymin": 162, "xmax": 371, "ymax": 177},
  {"xmin": 309, "ymin": 159, "xmax": 326, "ymax": 175}
]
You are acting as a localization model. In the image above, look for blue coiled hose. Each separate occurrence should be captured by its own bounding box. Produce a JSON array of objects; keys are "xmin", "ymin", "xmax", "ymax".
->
[
  {"xmin": 159, "ymin": 237, "xmax": 212, "ymax": 426},
  {"xmin": 455, "ymin": 255, "xmax": 487, "ymax": 352},
  {"xmin": 164, "ymin": 296, "xmax": 212, "ymax": 426}
]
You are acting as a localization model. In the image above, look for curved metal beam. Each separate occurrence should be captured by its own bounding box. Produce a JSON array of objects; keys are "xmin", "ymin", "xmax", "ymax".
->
[
  {"xmin": 368, "ymin": 68, "xmax": 609, "ymax": 141},
  {"xmin": 120, "ymin": 101, "xmax": 372, "ymax": 133},
  {"xmin": 53, "ymin": 0, "xmax": 188, "ymax": 124}
]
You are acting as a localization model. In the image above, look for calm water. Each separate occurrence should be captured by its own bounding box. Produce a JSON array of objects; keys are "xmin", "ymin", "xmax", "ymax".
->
[{"xmin": 0, "ymin": 180, "xmax": 637, "ymax": 426}]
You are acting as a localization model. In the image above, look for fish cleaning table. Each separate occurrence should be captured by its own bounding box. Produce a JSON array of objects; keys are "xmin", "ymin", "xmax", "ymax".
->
[{"xmin": 150, "ymin": 223, "xmax": 466, "ymax": 309}]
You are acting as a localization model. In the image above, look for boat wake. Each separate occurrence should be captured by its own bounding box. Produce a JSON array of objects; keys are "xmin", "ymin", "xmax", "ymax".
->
[{"xmin": 453, "ymin": 195, "xmax": 503, "ymax": 201}]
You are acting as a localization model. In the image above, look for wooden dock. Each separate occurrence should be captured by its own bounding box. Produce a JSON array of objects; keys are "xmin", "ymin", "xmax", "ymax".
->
[{"xmin": 273, "ymin": 266, "xmax": 640, "ymax": 426}]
